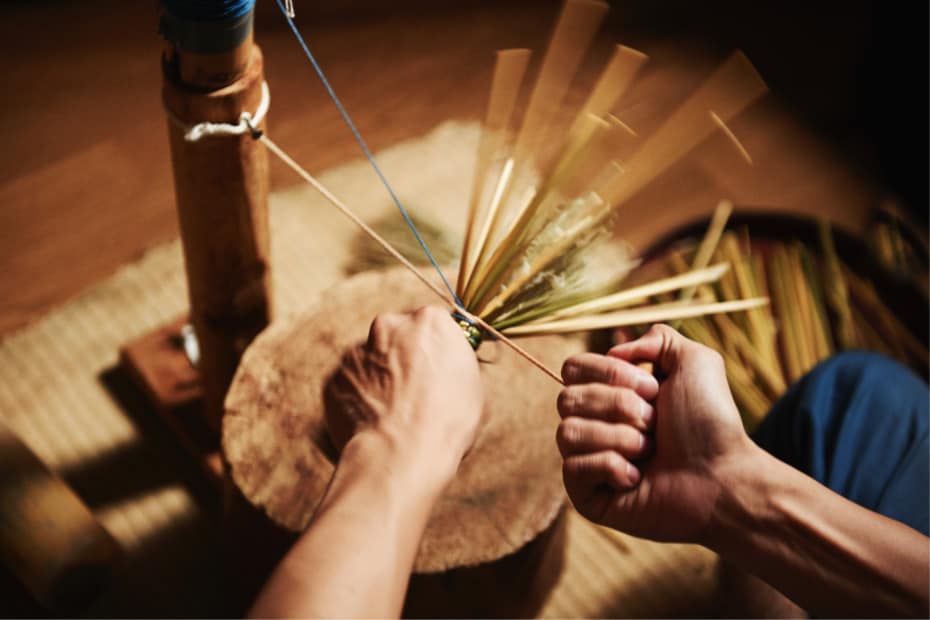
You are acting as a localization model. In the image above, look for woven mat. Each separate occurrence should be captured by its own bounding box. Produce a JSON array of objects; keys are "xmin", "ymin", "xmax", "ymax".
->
[{"xmin": 0, "ymin": 120, "xmax": 717, "ymax": 617}]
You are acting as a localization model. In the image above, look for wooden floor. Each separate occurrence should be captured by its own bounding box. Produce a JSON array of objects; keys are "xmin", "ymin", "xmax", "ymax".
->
[{"xmin": 0, "ymin": 0, "xmax": 924, "ymax": 336}]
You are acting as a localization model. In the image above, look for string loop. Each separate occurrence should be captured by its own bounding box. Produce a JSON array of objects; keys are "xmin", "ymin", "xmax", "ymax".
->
[{"xmin": 164, "ymin": 81, "xmax": 270, "ymax": 142}]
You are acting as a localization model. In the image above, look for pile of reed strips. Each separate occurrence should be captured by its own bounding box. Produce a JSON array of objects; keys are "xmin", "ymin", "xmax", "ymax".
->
[{"xmin": 650, "ymin": 204, "xmax": 928, "ymax": 429}]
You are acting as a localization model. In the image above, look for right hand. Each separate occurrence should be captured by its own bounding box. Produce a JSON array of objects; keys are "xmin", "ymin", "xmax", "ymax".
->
[{"xmin": 558, "ymin": 323, "xmax": 756, "ymax": 545}]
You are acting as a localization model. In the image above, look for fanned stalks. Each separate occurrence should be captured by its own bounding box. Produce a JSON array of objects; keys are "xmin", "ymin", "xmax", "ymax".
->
[
  {"xmin": 463, "ymin": 0, "xmax": 610, "ymax": 303},
  {"xmin": 458, "ymin": 48, "xmax": 532, "ymax": 293},
  {"xmin": 453, "ymin": 0, "xmax": 770, "ymax": 340}
]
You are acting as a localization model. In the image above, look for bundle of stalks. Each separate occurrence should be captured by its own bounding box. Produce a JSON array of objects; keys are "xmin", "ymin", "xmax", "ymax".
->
[
  {"xmin": 444, "ymin": 0, "xmax": 770, "ymax": 340},
  {"xmin": 657, "ymin": 204, "xmax": 929, "ymax": 430}
]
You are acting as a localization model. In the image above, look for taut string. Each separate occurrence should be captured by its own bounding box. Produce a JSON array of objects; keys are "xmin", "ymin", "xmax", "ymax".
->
[
  {"xmin": 259, "ymin": 134, "xmax": 564, "ymax": 385},
  {"xmin": 273, "ymin": 0, "xmax": 464, "ymax": 309}
]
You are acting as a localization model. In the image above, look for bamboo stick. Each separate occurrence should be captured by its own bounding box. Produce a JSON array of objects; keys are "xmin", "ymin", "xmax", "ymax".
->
[
  {"xmin": 477, "ymin": 0, "xmax": 609, "ymax": 270},
  {"xmin": 458, "ymin": 49, "xmax": 532, "ymax": 295},
  {"xmin": 679, "ymin": 200, "xmax": 732, "ymax": 302},
  {"xmin": 540, "ymin": 263, "xmax": 730, "ymax": 321},
  {"xmin": 818, "ymin": 221, "xmax": 857, "ymax": 349},
  {"xmin": 503, "ymin": 297, "xmax": 768, "ymax": 335}
]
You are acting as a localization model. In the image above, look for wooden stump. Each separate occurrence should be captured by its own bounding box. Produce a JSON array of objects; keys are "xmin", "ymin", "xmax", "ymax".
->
[{"xmin": 222, "ymin": 267, "xmax": 584, "ymax": 616}]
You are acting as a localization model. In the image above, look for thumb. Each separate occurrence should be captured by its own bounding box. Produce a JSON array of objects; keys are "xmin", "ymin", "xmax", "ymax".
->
[{"xmin": 608, "ymin": 324, "xmax": 683, "ymax": 373}]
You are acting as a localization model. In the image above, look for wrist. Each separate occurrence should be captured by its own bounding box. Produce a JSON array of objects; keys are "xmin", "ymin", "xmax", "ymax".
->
[
  {"xmin": 337, "ymin": 427, "xmax": 460, "ymax": 499},
  {"xmin": 704, "ymin": 437, "xmax": 775, "ymax": 553}
]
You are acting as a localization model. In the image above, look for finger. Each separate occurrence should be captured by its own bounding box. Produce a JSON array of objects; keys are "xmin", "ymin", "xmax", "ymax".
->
[
  {"xmin": 557, "ymin": 384, "xmax": 655, "ymax": 429},
  {"xmin": 411, "ymin": 305, "xmax": 477, "ymax": 353},
  {"xmin": 556, "ymin": 417, "xmax": 648, "ymax": 459},
  {"xmin": 367, "ymin": 312, "xmax": 406, "ymax": 350},
  {"xmin": 562, "ymin": 450, "xmax": 641, "ymax": 492},
  {"xmin": 561, "ymin": 353, "xmax": 659, "ymax": 399},
  {"xmin": 608, "ymin": 323, "xmax": 681, "ymax": 370}
]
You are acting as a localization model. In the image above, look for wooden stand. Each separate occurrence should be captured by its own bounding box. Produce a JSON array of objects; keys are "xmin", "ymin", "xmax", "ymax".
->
[
  {"xmin": 223, "ymin": 268, "xmax": 583, "ymax": 616},
  {"xmin": 160, "ymin": 32, "xmax": 272, "ymax": 433}
]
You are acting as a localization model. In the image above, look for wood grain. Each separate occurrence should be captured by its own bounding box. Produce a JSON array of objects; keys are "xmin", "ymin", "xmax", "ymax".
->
[{"xmin": 223, "ymin": 267, "xmax": 583, "ymax": 573}]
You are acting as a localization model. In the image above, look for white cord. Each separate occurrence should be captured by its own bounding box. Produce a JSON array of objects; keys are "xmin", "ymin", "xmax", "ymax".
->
[{"xmin": 165, "ymin": 81, "xmax": 271, "ymax": 142}]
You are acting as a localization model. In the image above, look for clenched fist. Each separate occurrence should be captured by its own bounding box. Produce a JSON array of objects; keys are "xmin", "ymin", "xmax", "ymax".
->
[{"xmin": 558, "ymin": 323, "xmax": 752, "ymax": 545}]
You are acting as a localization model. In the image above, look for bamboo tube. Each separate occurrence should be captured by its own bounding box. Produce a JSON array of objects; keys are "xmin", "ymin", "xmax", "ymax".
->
[{"xmin": 161, "ymin": 9, "xmax": 272, "ymax": 431}]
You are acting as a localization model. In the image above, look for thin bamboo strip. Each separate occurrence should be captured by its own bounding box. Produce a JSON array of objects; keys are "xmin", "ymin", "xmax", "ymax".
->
[
  {"xmin": 469, "ymin": 50, "xmax": 765, "ymax": 319},
  {"xmin": 713, "ymin": 236, "xmax": 745, "ymax": 330},
  {"xmin": 679, "ymin": 200, "xmax": 732, "ymax": 302},
  {"xmin": 473, "ymin": 192, "xmax": 607, "ymax": 316},
  {"xmin": 749, "ymin": 248, "xmax": 782, "ymax": 376},
  {"xmin": 818, "ymin": 222, "xmax": 857, "ymax": 349},
  {"xmin": 503, "ymin": 297, "xmax": 768, "ymax": 335},
  {"xmin": 709, "ymin": 110, "xmax": 753, "ymax": 164},
  {"xmin": 597, "ymin": 51, "xmax": 767, "ymax": 215},
  {"xmin": 787, "ymin": 243, "xmax": 819, "ymax": 373},
  {"xmin": 721, "ymin": 233, "xmax": 769, "ymax": 359},
  {"xmin": 479, "ymin": 0, "xmax": 608, "ymax": 260},
  {"xmin": 713, "ymin": 311, "xmax": 786, "ymax": 398},
  {"xmin": 539, "ymin": 263, "xmax": 731, "ymax": 322},
  {"xmin": 799, "ymin": 245, "xmax": 834, "ymax": 360},
  {"xmin": 556, "ymin": 44, "xmax": 647, "ymax": 176},
  {"xmin": 458, "ymin": 49, "xmax": 532, "ymax": 294},
  {"xmin": 844, "ymin": 265, "xmax": 927, "ymax": 366},
  {"xmin": 461, "ymin": 157, "xmax": 515, "ymax": 306},
  {"xmin": 671, "ymin": 242, "xmax": 786, "ymax": 398},
  {"xmin": 769, "ymin": 246, "xmax": 802, "ymax": 383}
]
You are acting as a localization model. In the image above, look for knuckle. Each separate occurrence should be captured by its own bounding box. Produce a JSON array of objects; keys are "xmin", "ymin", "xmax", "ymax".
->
[
  {"xmin": 611, "ymin": 388, "xmax": 636, "ymax": 419},
  {"xmin": 604, "ymin": 361, "xmax": 623, "ymax": 386},
  {"xmin": 557, "ymin": 417, "xmax": 584, "ymax": 447},
  {"xmin": 557, "ymin": 386, "xmax": 582, "ymax": 416},
  {"xmin": 618, "ymin": 425, "xmax": 642, "ymax": 452},
  {"xmin": 561, "ymin": 357, "xmax": 582, "ymax": 383},
  {"xmin": 420, "ymin": 305, "xmax": 446, "ymax": 321},
  {"xmin": 604, "ymin": 451, "xmax": 624, "ymax": 473},
  {"xmin": 698, "ymin": 344, "xmax": 724, "ymax": 367}
]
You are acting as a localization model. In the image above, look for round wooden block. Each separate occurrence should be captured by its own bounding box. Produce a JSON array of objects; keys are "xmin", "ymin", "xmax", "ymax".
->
[{"xmin": 222, "ymin": 267, "xmax": 584, "ymax": 574}]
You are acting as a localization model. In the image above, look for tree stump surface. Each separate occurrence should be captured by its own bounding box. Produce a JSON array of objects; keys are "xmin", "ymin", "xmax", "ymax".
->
[{"xmin": 223, "ymin": 267, "xmax": 583, "ymax": 573}]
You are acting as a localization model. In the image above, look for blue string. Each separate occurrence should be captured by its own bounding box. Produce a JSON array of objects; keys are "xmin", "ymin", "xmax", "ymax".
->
[
  {"xmin": 273, "ymin": 0, "xmax": 464, "ymax": 309},
  {"xmin": 162, "ymin": 0, "xmax": 255, "ymax": 21}
]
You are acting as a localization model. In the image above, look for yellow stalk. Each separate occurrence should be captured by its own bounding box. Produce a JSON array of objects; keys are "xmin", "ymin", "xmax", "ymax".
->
[
  {"xmin": 502, "ymin": 297, "xmax": 769, "ymax": 335},
  {"xmin": 458, "ymin": 49, "xmax": 532, "ymax": 295},
  {"xmin": 679, "ymin": 200, "xmax": 733, "ymax": 302},
  {"xmin": 817, "ymin": 222, "xmax": 856, "ymax": 349},
  {"xmin": 541, "ymin": 262, "xmax": 731, "ymax": 321}
]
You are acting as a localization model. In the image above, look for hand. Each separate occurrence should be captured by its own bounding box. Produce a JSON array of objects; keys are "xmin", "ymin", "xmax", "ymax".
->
[
  {"xmin": 558, "ymin": 323, "xmax": 755, "ymax": 545},
  {"xmin": 324, "ymin": 305, "xmax": 484, "ymax": 483}
]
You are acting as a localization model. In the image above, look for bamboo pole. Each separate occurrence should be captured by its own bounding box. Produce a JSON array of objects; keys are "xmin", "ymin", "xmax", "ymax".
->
[{"xmin": 161, "ymin": 6, "xmax": 272, "ymax": 431}]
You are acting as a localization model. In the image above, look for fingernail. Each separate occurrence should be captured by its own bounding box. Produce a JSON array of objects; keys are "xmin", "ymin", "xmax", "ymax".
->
[
  {"xmin": 639, "ymin": 372, "xmax": 659, "ymax": 394},
  {"xmin": 640, "ymin": 400, "xmax": 655, "ymax": 425},
  {"xmin": 626, "ymin": 462, "xmax": 641, "ymax": 486}
]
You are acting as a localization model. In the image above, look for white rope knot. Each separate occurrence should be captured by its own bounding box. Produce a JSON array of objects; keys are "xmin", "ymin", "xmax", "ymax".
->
[{"xmin": 167, "ymin": 81, "xmax": 271, "ymax": 142}]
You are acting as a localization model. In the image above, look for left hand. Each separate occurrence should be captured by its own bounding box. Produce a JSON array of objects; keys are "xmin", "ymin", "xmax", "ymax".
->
[{"xmin": 324, "ymin": 305, "xmax": 485, "ymax": 479}]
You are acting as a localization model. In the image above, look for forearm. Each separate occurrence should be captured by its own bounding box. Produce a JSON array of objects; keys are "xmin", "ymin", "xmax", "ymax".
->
[
  {"xmin": 711, "ymin": 445, "xmax": 930, "ymax": 617},
  {"xmin": 248, "ymin": 432, "xmax": 453, "ymax": 619}
]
